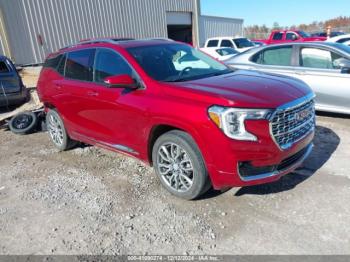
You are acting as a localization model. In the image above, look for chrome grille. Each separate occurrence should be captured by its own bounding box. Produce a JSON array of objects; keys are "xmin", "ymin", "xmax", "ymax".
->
[{"xmin": 271, "ymin": 98, "xmax": 315, "ymax": 150}]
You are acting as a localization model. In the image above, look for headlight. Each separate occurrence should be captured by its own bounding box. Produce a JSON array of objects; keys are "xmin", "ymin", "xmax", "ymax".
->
[{"xmin": 208, "ymin": 106, "xmax": 272, "ymax": 141}]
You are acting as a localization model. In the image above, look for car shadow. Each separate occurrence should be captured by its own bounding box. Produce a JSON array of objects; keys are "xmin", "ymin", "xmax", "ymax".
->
[{"xmin": 199, "ymin": 125, "xmax": 340, "ymax": 199}]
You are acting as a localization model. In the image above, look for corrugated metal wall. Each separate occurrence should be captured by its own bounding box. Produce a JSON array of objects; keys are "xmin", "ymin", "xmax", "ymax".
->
[
  {"xmin": 0, "ymin": 0, "xmax": 197, "ymax": 65},
  {"xmin": 199, "ymin": 15, "xmax": 243, "ymax": 47}
]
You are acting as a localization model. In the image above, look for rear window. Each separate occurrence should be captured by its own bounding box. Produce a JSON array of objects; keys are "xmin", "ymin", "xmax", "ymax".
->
[
  {"xmin": 337, "ymin": 38, "xmax": 350, "ymax": 44},
  {"xmin": 65, "ymin": 49, "xmax": 95, "ymax": 81},
  {"xmin": 207, "ymin": 40, "xmax": 219, "ymax": 47},
  {"xmin": 0, "ymin": 61, "xmax": 9, "ymax": 73}
]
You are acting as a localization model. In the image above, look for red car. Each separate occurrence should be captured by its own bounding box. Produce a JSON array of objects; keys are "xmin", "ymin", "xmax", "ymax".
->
[
  {"xmin": 254, "ymin": 30, "xmax": 327, "ymax": 45},
  {"xmin": 37, "ymin": 38, "xmax": 315, "ymax": 200}
]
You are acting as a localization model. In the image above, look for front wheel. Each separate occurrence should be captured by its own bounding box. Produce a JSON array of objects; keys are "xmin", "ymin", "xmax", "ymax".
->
[{"xmin": 152, "ymin": 130, "xmax": 211, "ymax": 200}]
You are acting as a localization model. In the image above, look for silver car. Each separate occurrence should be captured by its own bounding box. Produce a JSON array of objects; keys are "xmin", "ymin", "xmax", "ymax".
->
[{"xmin": 225, "ymin": 42, "xmax": 350, "ymax": 114}]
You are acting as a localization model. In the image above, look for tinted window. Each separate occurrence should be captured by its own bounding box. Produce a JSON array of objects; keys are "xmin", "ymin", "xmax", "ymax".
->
[
  {"xmin": 57, "ymin": 54, "xmax": 66, "ymax": 75},
  {"xmin": 207, "ymin": 40, "xmax": 219, "ymax": 47},
  {"xmin": 94, "ymin": 49, "xmax": 133, "ymax": 83},
  {"xmin": 337, "ymin": 37, "xmax": 350, "ymax": 44},
  {"xmin": 286, "ymin": 33, "xmax": 297, "ymax": 40},
  {"xmin": 0, "ymin": 61, "xmax": 9, "ymax": 73},
  {"xmin": 253, "ymin": 46, "xmax": 292, "ymax": 66},
  {"xmin": 272, "ymin": 33, "xmax": 283, "ymax": 40},
  {"xmin": 220, "ymin": 40, "xmax": 233, "ymax": 48},
  {"xmin": 300, "ymin": 48, "xmax": 343, "ymax": 69},
  {"xmin": 44, "ymin": 54, "xmax": 63, "ymax": 69},
  {"xmin": 65, "ymin": 49, "xmax": 95, "ymax": 81},
  {"xmin": 232, "ymin": 38, "xmax": 254, "ymax": 48}
]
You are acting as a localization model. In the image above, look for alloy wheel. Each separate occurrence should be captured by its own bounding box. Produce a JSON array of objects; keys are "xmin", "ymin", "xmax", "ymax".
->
[{"xmin": 157, "ymin": 143, "xmax": 194, "ymax": 193}]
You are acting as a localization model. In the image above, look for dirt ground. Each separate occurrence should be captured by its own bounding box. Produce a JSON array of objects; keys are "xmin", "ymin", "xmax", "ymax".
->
[{"xmin": 0, "ymin": 112, "xmax": 349, "ymax": 255}]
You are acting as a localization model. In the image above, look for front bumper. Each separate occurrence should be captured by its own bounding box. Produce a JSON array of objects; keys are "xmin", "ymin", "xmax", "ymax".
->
[{"xmin": 238, "ymin": 143, "xmax": 313, "ymax": 182}]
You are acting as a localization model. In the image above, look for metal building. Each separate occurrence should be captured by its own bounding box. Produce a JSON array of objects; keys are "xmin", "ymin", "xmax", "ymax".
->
[{"xmin": 0, "ymin": 0, "xmax": 243, "ymax": 65}]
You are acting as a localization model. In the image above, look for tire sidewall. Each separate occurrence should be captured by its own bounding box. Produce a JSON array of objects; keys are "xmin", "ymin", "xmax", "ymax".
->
[
  {"xmin": 9, "ymin": 112, "xmax": 38, "ymax": 135},
  {"xmin": 152, "ymin": 131, "xmax": 208, "ymax": 200},
  {"xmin": 46, "ymin": 109, "xmax": 69, "ymax": 151}
]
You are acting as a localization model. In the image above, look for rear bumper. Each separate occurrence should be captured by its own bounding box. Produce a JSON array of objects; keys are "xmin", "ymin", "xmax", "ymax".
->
[{"xmin": 0, "ymin": 89, "xmax": 27, "ymax": 107}]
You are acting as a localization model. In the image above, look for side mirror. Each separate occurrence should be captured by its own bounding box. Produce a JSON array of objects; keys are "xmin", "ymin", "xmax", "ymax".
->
[
  {"xmin": 292, "ymin": 35, "xmax": 298, "ymax": 41},
  {"xmin": 334, "ymin": 58, "xmax": 350, "ymax": 74},
  {"xmin": 104, "ymin": 74, "xmax": 138, "ymax": 89}
]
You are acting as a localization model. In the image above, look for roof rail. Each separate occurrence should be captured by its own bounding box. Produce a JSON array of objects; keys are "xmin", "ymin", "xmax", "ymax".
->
[{"xmin": 59, "ymin": 38, "xmax": 136, "ymax": 51}]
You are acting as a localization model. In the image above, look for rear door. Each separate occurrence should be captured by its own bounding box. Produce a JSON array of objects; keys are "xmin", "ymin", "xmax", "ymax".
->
[
  {"xmin": 293, "ymin": 46, "xmax": 350, "ymax": 112},
  {"xmin": 248, "ymin": 45, "xmax": 297, "ymax": 77},
  {"xmin": 54, "ymin": 48, "xmax": 97, "ymax": 138}
]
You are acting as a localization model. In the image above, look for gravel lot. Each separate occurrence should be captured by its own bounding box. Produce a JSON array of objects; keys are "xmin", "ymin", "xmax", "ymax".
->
[{"xmin": 0, "ymin": 113, "xmax": 349, "ymax": 255}]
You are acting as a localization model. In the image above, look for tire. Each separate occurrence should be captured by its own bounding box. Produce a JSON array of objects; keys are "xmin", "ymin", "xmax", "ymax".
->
[
  {"xmin": 9, "ymin": 111, "xmax": 38, "ymax": 135},
  {"xmin": 152, "ymin": 130, "xmax": 211, "ymax": 200},
  {"xmin": 46, "ymin": 109, "xmax": 77, "ymax": 151}
]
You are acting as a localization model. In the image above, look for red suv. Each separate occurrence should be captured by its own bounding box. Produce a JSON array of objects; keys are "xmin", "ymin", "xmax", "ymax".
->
[{"xmin": 37, "ymin": 39, "xmax": 315, "ymax": 200}]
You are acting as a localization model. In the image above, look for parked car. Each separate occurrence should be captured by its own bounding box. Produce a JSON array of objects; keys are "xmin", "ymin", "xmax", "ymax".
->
[
  {"xmin": 253, "ymin": 30, "xmax": 327, "ymax": 45},
  {"xmin": 37, "ymin": 38, "xmax": 315, "ymax": 200},
  {"xmin": 200, "ymin": 47, "xmax": 239, "ymax": 61},
  {"xmin": 225, "ymin": 42, "xmax": 350, "ymax": 114},
  {"xmin": 326, "ymin": 34, "xmax": 350, "ymax": 44},
  {"xmin": 203, "ymin": 37, "xmax": 256, "ymax": 53},
  {"xmin": 312, "ymin": 31, "xmax": 345, "ymax": 38},
  {"xmin": 0, "ymin": 55, "xmax": 27, "ymax": 107}
]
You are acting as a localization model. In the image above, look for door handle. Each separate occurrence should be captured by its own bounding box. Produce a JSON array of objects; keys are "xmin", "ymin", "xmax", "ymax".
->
[{"xmin": 87, "ymin": 91, "xmax": 99, "ymax": 97}]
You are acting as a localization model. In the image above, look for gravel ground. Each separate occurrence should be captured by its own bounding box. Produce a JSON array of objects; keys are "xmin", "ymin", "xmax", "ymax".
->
[{"xmin": 0, "ymin": 113, "xmax": 349, "ymax": 255}]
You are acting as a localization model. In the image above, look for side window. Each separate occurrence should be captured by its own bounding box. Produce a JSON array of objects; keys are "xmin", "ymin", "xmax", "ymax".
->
[
  {"xmin": 220, "ymin": 40, "xmax": 233, "ymax": 48},
  {"xmin": 300, "ymin": 48, "xmax": 343, "ymax": 69},
  {"xmin": 43, "ymin": 54, "xmax": 63, "ymax": 69},
  {"xmin": 207, "ymin": 40, "xmax": 219, "ymax": 47},
  {"xmin": 65, "ymin": 49, "xmax": 95, "ymax": 81},
  {"xmin": 0, "ymin": 61, "xmax": 9, "ymax": 73},
  {"xmin": 252, "ymin": 46, "xmax": 292, "ymax": 66},
  {"xmin": 94, "ymin": 49, "xmax": 133, "ymax": 83},
  {"xmin": 286, "ymin": 33, "xmax": 297, "ymax": 41},
  {"xmin": 272, "ymin": 32, "xmax": 283, "ymax": 41}
]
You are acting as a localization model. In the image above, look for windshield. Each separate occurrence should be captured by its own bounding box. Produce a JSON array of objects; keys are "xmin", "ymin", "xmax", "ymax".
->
[
  {"xmin": 232, "ymin": 38, "xmax": 255, "ymax": 48},
  {"xmin": 297, "ymin": 31, "xmax": 311, "ymax": 38},
  {"xmin": 127, "ymin": 44, "xmax": 231, "ymax": 82}
]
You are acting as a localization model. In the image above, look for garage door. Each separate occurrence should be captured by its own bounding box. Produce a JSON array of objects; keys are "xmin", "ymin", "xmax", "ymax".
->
[{"xmin": 166, "ymin": 12, "xmax": 193, "ymax": 44}]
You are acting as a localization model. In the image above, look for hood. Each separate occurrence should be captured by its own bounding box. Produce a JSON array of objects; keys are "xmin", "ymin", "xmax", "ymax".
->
[{"xmin": 163, "ymin": 70, "xmax": 312, "ymax": 109}]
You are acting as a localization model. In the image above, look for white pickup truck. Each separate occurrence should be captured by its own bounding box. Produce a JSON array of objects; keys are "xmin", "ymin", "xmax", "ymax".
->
[{"xmin": 201, "ymin": 37, "xmax": 256, "ymax": 59}]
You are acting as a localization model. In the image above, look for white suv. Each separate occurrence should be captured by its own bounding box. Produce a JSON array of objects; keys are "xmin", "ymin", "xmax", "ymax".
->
[{"xmin": 203, "ymin": 37, "xmax": 256, "ymax": 53}]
